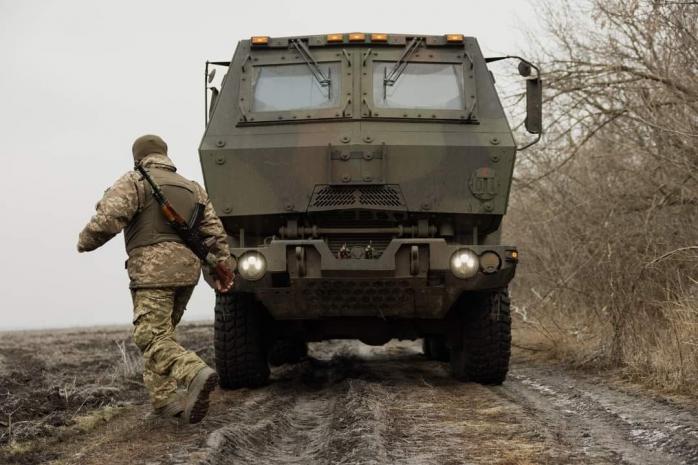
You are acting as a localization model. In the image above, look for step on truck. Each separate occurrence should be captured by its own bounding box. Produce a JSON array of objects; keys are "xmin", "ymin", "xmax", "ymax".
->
[{"xmin": 199, "ymin": 33, "xmax": 542, "ymax": 388}]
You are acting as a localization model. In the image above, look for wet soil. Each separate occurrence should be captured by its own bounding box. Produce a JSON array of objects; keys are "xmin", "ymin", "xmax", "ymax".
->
[
  {"xmin": 0, "ymin": 324, "xmax": 213, "ymax": 464},
  {"xmin": 1, "ymin": 328, "xmax": 696, "ymax": 465},
  {"xmin": 194, "ymin": 341, "xmax": 698, "ymax": 465}
]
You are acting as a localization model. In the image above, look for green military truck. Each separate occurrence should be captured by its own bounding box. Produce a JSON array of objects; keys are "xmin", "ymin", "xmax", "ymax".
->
[{"xmin": 199, "ymin": 33, "xmax": 541, "ymax": 388}]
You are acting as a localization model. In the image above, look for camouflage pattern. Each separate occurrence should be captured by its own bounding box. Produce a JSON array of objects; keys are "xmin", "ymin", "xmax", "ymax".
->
[
  {"xmin": 131, "ymin": 286, "xmax": 205, "ymax": 408},
  {"xmin": 198, "ymin": 34, "xmax": 529, "ymax": 320},
  {"xmin": 77, "ymin": 153, "xmax": 230, "ymax": 288},
  {"xmin": 78, "ymin": 147, "xmax": 231, "ymax": 409}
]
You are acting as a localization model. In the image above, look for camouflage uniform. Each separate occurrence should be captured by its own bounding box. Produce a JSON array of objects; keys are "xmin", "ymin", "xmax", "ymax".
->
[{"xmin": 78, "ymin": 143, "xmax": 230, "ymax": 409}]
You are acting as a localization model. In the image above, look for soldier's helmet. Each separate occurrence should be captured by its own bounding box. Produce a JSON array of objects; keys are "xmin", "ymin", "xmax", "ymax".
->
[{"xmin": 132, "ymin": 134, "xmax": 168, "ymax": 163}]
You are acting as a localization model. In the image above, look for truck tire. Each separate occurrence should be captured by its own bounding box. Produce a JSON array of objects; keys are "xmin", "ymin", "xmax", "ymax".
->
[
  {"xmin": 449, "ymin": 288, "xmax": 511, "ymax": 385},
  {"xmin": 214, "ymin": 292, "xmax": 270, "ymax": 389},
  {"xmin": 268, "ymin": 338, "xmax": 308, "ymax": 366},
  {"xmin": 422, "ymin": 336, "xmax": 450, "ymax": 362}
]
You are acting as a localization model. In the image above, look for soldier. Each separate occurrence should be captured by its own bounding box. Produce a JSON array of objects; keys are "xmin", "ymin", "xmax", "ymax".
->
[{"xmin": 77, "ymin": 134, "xmax": 234, "ymax": 424}]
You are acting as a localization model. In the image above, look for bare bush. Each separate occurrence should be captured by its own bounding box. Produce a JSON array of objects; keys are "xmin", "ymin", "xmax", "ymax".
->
[
  {"xmin": 508, "ymin": 0, "xmax": 698, "ymax": 393},
  {"xmin": 115, "ymin": 339, "xmax": 142, "ymax": 380}
]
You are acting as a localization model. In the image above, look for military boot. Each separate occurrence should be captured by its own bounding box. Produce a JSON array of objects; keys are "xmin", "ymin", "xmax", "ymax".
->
[
  {"xmin": 144, "ymin": 395, "xmax": 185, "ymax": 423},
  {"xmin": 182, "ymin": 367, "xmax": 218, "ymax": 424}
]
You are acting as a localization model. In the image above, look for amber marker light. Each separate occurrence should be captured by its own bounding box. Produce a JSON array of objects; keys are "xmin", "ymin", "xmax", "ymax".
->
[
  {"xmin": 371, "ymin": 33, "xmax": 388, "ymax": 42},
  {"xmin": 349, "ymin": 32, "xmax": 366, "ymax": 42},
  {"xmin": 251, "ymin": 36, "xmax": 270, "ymax": 45},
  {"xmin": 446, "ymin": 34, "xmax": 464, "ymax": 43},
  {"xmin": 327, "ymin": 33, "xmax": 344, "ymax": 43}
]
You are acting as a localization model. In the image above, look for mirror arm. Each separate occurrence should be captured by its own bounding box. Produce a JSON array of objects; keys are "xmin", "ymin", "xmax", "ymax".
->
[{"xmin": 485, "ymin": 55, "xmax": 540, "ymax": 79}]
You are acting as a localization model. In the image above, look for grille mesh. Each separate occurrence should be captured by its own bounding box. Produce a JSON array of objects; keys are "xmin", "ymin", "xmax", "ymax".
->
[
  {"xmin": 303, "ymin": 279, "xmax": 413, "ymax": 314},
  {"xmin": 309, "ymin": 185, "xmax": 405, "ymax": 211}
]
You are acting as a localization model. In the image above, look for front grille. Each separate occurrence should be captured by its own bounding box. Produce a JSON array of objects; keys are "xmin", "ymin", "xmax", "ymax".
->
[
  {"xmin": 303, "ymin": 279, "xmax": 413, "ymax": 315},
  {"xmin": 326, "ymin": 235, "xmax": 392, "ymax": 258},
  {"xmin": 309, "ymin": 184, "xmax": 406, "ymax": 211}
]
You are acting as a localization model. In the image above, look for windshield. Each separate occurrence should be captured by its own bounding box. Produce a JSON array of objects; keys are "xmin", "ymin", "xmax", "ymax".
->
[
  {"xmin": 252, "ymin": 62, "xmax": 341, "ymax": 112},
  {"xmin": 373, "ymin": 62, "xmax": 465, "ymax": 110}
]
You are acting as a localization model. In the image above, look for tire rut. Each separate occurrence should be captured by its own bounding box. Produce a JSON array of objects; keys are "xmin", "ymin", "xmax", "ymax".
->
[
  {"xmin": 190, "ymin": 341, "xmax": 697, "ymax": 465},
  {"xmin": 499, "ymin": 364, "xmax": 698, "ymax": 465},
  {"xmin": 197, "ymin": 354, "xmax": 392, "ymax": 465}
]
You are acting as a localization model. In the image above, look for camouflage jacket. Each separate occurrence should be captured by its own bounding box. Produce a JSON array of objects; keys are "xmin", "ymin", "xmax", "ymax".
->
[{"xmin": 77, "ymin": 154, "xmax": 230, "ymax": 288}]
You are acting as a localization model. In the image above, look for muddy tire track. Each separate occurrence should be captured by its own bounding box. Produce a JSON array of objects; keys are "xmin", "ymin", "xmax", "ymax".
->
[
  {"xmin": 499, "ymin": 367, "xmax": 698, "ymax": 465},
  {"xmin": 191, "ymin": 341, "xmax": 697, "ymax": 465},
  {"xmin": 198, "ymin": 357, "xmax": 393, "ymax": 464}
]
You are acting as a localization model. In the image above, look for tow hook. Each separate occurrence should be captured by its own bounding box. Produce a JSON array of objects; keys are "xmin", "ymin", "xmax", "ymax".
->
[{"xmin": 337, "ymin": 242, "xmax": 376, "ymax": 259}]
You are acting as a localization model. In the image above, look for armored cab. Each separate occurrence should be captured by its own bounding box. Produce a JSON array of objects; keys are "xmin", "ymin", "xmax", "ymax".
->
[{"xmin": 200, "ymin": 33, "xmax": 542, "ymax": 387}]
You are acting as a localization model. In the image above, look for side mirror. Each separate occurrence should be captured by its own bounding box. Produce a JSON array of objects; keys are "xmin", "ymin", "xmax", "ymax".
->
[
  {"xmin": 204, "ymin": 60, "xmax": 231, "ymax": 126},
  {"xmin": 484, "ymin": 55, "xmax": 544, "ymax": 149},
  {"xmin": 525, "ymin": 77, "xmax": 543, "ymax": 134}
]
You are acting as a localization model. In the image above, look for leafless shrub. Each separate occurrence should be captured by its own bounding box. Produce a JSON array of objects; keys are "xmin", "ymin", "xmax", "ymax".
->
[
  {"xmin": 507, "ymin": 0, "xmax": 698, "ymax": 393},
  {"xmin": 115, "ymin": 339, "xmax": 142, "ymax": 380}
]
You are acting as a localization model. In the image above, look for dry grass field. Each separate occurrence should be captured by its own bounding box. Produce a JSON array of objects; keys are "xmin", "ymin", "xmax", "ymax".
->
[{"xmin": 0, "ymin": 323, "xmax": 212, "ymax": 464}]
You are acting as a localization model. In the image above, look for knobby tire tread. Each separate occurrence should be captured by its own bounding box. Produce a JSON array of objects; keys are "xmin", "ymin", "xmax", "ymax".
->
[
  {"xmin": 214, "ymin": 293, "xmax": 270, "ymax": 389},
  {"xmin": 450, "ymin": 288, "xmax": 511, "ymax": 385}
]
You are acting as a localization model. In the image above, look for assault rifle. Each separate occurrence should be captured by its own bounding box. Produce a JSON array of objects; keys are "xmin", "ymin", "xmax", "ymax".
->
[{"xmin": 135, "ymin": 164, "xmax": 234, "ymax": 291}]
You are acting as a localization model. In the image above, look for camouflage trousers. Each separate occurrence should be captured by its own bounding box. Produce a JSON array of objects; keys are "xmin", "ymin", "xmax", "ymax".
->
[{"xmin": 130, "ymin": 286, "xmax": 207, "ymax": 409}]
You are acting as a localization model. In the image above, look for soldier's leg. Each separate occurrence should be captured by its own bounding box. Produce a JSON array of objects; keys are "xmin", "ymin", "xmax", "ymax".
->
[
  {"xmin": 131, "ymin": 288, "xmax": 207, "ymax": 405},
  {"xmin": 172, "ymin": 286, "xmax": 195, "ymax": 328},
  {"xmin": 142, "ymin": 369, "xmax": 178, "ymax": 409},
  {"xmin": 170, "ymin": 285, "xmax": 219, "ymax": 424},
  {"xmin": 130, "ymin": 290, "xmax": 177, "ymax": 409},
  {"xmin": 169, "ymin": 286, "xmax": 202, "ymax": 383}
]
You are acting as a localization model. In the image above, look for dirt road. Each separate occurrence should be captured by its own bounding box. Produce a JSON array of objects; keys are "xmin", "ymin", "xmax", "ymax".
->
[
  {"xmin": 2, "ymin": 328, "xmax": 696, "ymax": 465},
  {"xmin": 190, "ymin": 341, "xmax": 698, "ymax": 465}
]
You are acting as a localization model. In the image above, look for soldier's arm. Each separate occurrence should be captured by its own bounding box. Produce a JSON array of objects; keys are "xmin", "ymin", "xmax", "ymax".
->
[
  {"xmin": 77, "ymin": 172, "xmax": 142, "ymax": 252},
  {"xmin": 193, "ymin": 182, "xmax": 231, "ymax": 263}
]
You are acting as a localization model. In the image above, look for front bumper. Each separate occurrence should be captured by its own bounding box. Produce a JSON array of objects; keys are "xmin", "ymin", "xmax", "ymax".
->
[{"xmin": 225, "ymin": 239, "xmax": 517, "ymax": 320}]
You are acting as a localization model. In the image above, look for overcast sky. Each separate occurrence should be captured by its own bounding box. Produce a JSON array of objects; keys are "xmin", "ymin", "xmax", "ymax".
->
[{"xmin": 0, "ymin": 0, "xmax": 540, "ymax": 330}]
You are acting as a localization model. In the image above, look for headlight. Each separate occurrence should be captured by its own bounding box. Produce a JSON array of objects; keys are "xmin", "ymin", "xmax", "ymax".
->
[
  {"xmin": 450, "ymin": 249, "xmax": 479, "ymax": 279},
  {"xmin": 238, "ymin": 252, "xmax": 266, "ymax": 281}
]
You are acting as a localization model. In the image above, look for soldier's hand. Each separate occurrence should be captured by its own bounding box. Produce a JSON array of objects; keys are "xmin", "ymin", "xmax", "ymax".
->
[
  {"xmin": 214, "ymin": 276, "xmax": 234, "ymax": 293},
  {"xmin": 211, "ymin": 257, "xmax": 235, "ymax": 293}
]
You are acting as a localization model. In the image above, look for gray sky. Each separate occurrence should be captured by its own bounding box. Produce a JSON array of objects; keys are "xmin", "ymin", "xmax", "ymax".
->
[{"xmin": 0, "ymin": 0, "xmax": 538, "ymax": 330}]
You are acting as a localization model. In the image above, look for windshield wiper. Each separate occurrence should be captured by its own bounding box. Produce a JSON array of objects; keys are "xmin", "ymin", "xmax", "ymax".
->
[
  {"xmin": 383, "ymin": 37, "xmax": 424, "ymax": 94},
  {"xmin": 291, "ymin": 39, "xmax": 331, "ymax": 97}
]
